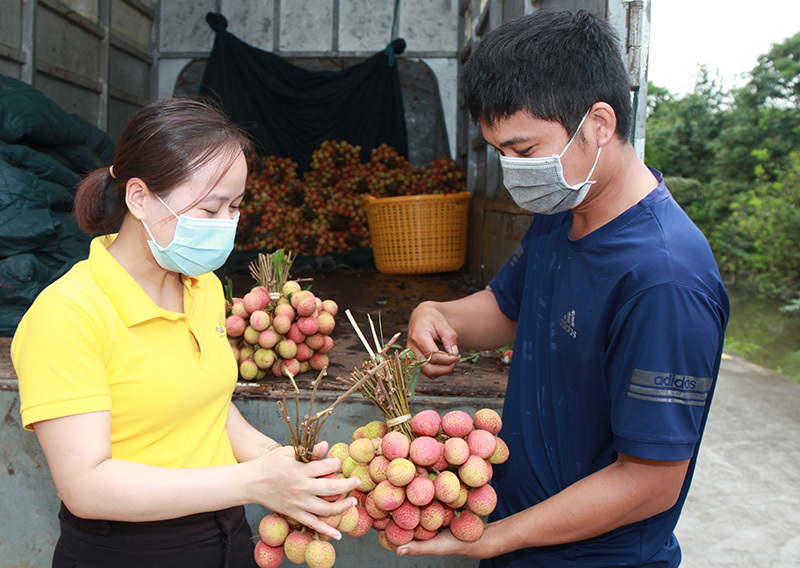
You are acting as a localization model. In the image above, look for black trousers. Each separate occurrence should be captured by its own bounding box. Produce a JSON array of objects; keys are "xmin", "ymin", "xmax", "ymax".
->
[{"xmin": 53, "ymin": 502, "xmax": 258, "ymax": 568}]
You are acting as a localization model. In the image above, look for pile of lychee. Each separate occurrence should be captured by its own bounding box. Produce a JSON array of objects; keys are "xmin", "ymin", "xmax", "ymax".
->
[
  {"xmin": 334, "ymin": 408, "xmax": 508, "ymax": 550},
  {"xmin": 225, "ymin": 280, "xmax": 337, "ymax": 380}
]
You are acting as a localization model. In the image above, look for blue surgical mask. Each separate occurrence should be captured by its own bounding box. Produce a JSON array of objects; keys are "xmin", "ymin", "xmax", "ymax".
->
[
  {"xmin": 142, "ymin": 194, "xmax": 239, "ymax": 276},
  {"xmin": 499, "ymin": 110, "xmax": 602, "ymax": 215}
]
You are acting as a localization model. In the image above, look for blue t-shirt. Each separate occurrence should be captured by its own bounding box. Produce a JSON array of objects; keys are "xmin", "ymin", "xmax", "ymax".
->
[{"xmin": 483, "ymin": 169, "xmax": 729, "ymax": 568}]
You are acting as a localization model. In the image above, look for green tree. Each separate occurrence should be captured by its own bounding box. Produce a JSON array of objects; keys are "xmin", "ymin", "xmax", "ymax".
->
[
  {"xmin": 645, "ymin": 66, "xmax": 725, "ymax": 183},
  {"xmin": 712, "ymin": 32, "xmax": 800, "ymax": 187}
]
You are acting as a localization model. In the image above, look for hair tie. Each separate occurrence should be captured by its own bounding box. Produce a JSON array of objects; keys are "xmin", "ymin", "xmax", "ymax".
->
[{"xmin": 109, "ymin": 165, "xmax": 116, "ymax": 179}]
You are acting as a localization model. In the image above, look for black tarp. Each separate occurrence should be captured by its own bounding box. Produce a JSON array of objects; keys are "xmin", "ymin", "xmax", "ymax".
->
[{"xmin": 199, "ymin": 13, "xmax": 408, "ymax": 172}]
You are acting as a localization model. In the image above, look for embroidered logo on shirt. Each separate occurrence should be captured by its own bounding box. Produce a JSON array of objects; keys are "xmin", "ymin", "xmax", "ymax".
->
[
  {"xmin": 215, "ymin": 324, "xmax": 225, "ymax": 335},
  {"xmin": 627, "ymin": 369, "xmax": 713, "ymax": 406},
  {"xmin": 559, "ymin": 310, "xmax": 577, "ymax": 338}
]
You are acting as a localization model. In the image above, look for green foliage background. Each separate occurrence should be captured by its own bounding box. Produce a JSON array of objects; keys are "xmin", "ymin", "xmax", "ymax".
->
[
  {"xmin": 645, "ymin": 32, "xmax": 800, "ymax": 381},
  {"xmin": 646, "ymin": 31, "xmax": 800, "ymax": 302}
]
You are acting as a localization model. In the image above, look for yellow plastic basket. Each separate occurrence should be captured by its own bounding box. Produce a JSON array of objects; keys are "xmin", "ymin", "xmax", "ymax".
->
[{"xmin": 364, "ymin": 192, "xmax": 472, "ymax": 274}]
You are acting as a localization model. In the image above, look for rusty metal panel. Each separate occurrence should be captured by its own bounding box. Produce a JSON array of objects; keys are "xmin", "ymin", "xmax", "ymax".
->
[
  {"xmin": 35, "ymin": 4, "xmax": 103, "ymax": 83},
  {"xmin": 107, "ymin": 96, "xmax": 140, "ymax": 142},
  {"xmin": 33, "ymin": 73, "xmax": 101, "ymax": 124},
  {"xmin": 111, "ymin": 0, "xmax": 152, "ymax": 49},
  {"xmin": 0, "ymin": 0, "xmax": 24, "ymax": 49},
  {"xmin": 109, "ymin": 44, "xmax": 151, "ymax": 101}
]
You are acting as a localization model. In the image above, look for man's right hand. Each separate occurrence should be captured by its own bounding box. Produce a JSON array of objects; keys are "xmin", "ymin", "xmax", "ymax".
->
[{"xmin": 406, "ymin": 301, "xmax": 461, "ymax": 378}]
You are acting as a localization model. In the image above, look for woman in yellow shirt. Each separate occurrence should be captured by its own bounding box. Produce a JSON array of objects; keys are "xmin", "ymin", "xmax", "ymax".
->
[{"xmin": 11, "ymin": 97, "xmax": 359, "ymax": 567}]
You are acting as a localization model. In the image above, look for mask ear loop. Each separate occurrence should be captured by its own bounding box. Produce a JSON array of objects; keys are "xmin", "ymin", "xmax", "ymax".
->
[
  {"xmin": 560, "ymin": 109, "xmax": 602, "ymax": 187},
  {"xmin": 141, "ymin": 193, "xmax": 179, "ymax": 247},
  {"xmin": 559, "ymin": 109, "xmax": 592, "ymax": 159}
]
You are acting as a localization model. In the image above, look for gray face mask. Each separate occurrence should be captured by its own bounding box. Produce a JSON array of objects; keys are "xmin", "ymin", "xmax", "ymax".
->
[{"xmin": 499, "ymin": 110, "xmax": 602, "ymax": 215}]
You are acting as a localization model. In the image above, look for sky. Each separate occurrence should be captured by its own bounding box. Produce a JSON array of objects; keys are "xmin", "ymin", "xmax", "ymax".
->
[{"xmin": 647, "ymin": 1, "xmax": 800, "ymax": 96}]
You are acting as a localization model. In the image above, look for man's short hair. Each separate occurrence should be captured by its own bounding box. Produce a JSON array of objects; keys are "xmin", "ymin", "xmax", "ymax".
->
[{"xmin": 460, "ymin": 9, "xmax": 633, "ymax": 141}]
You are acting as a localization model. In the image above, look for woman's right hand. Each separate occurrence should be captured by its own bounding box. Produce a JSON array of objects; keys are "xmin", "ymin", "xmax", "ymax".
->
[{"xmin": 251, "ymin": 442, "xmax": 360, "ymax": 539}]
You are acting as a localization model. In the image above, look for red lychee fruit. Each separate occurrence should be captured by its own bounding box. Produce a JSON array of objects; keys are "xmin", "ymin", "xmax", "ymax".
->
[
  {"xmin": 317, "ymin": 312, "xmax": 335, "ymax": 335},
  {"xmin": 309, "ymin": 352, "xmax": 329, "ymax": 371},
  {"xmin": 225, "ymin": 314, "xmax": 246, "ymax": 337},
  {"xmin": 406, "ymin": 475, "xmax": 435, "ymax": 506},
  {"xmin": 391, "ymin": 499, "xmax": 421, "ymax": 530},
  {"xmin": 272, "ymin": 314, "xmax": 292, "ymax": 335},
  {"xmin": 337, "ymin": 505, "xmax": 360, "ymax": 533},
  {"xmin": 362, "ymin": 420, "xmax": 388, "ymax": 439},
  {"xmin": 364, "ymin": 491, "xmax": 390, "ymax": 520},
  {"xmin": 297, "ymin": 315, "xmax": 320, "ymax": 336},
  {"xmin": 489, "ymin": 436, "xmax": 510, "ymax": 464},
  {"xmin": 443, "ymin": 436, "xmax": 470, "ymax": 465},
  {"xmin": 254, "ymin": 539, "xmax": 284, "ymax": 568},
  {"xmin": 409, "ymin": 436, "xmax": 443, "ymax": 467},
  {"xmin": 450, "ymin": 510, "xmax": 484, "ymax": 542},
  {"xmin": 467, "ymin": 483, "xmax": 497, "ymax": 516},
  {"xmin": 349, "ymin": 437, "xmax": 375, "ymax": 463},
  {"xmin": 239, "ymin": 359, "xmax": 258, "ymax": 381},
  {"xmin": 419, "ymin": 500, "xmax": 446, "ymax": 531},
  {"xmin": 414, "ymin": 525, "xmax": 437, "ymax": 541},
  {"xmin": 274, "ymin": 302, "xmax": 296, "ymax": 320},
  {"xmin": 368, "ymin": 455, "xmax": 390, "ymax": 483},
  {"xmin": 377, "ymin": 530, "xmax": 397, "ymax": 550},
  {"xmin": 349, "ymin": 463, "xmax": 377, "ymax": 492},
  {"xmin": 283, "ymin": 530, "xmax": 311, "ymax": 564},
  {"xmin": 243, "ymin": 325, "xmax": 260, "ymax": 345},
  {"xmin": 386, "ymin": 458, "xmax": 416, "ymax": 487},
  {"xmin": 257, "ymin": 329, "xmax": 279, "ymax": 349},
  {"xmin": 243, "ymin": 291, "xmax": 266, "ymax": 314},
  {"xmin": 249, "ymin": 310, "xmax": 271, "ymax": 332},
  {"xmin": 372, "ymin": 516, "xmax": 390, "ymax": 530},
  {"xmin": 287, "ymin": 322, "xmax": 306, "ymax": 344},
  {"xmin": 294, "ymin": 343, "xmax": 312, "ymax": 362},
  {"xmin": 458, "ymin": 455, "xmax": 492, "ymax": 488},
  {"xmin": 305, "ymin": 332, "xmax": 325, "ymax": 351},
  {"xmin": 258, "ymin": 513, "xmax": 289, "ymax": 547},
  {"xmin": 346, "ymin": 506, "xmax": 374, "ymax": 537},
  {"xmin": 441, "ymin": 410, "xmax": 474, "ymax": 438},
  {"xmin": 281, "ymin": 280, "xmax": 302, "ymax": 297},
  {"xmin": 318, "ymin": 335, "xmax": 334, "ymax": 354},
  {"xmin": 304, "ymin": 539, "xmax": 336, "ymax": 568},
  {"xmin": 410, "ymin": 409, "xmax": 441, "ymax": 437},
  {"xmin": 384, "ymin": 519, "xmax": 415, "ymax": 546},
  {"xmin": 450, "ymin": 482, "xmax": 469, "ymax": 509},
  {"xmin": 467, "ymin": 428, "xmax": 498, "ymax": 459},
  {"xmin": 321, "ymin": 299, "xmax": 339, "ymax": 315},
  {"xmin": 280, "ymin": 358, "xmax": 300, "ymax": 378},
  {"xmin": 372, "ymin": 479, "xmax": 406, "ymax": 511},
  {"xmin": 433, "ymin": 470, "xmax": 461, "ymax": 503},
  {"xmin": 254, "ymin": 348, "xmax": 276, "ymax": 370},
  {"xmin": 381, "ymin": 431, "xmax": 410, "ymax": 461},
  {"xmin": 473, "ymin": 408, "xmax": 503, "ymax": 435}
]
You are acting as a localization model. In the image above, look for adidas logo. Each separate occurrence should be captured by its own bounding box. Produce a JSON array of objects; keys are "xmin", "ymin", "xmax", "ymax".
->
[{"xmin": 560, "ymin": 310, "xmax": 577, "ymax": 338}]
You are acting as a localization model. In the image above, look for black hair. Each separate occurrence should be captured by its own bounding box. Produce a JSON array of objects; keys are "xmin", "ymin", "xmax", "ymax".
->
[
  {"xmin": 74, "ymin": 96, "xmax": 253, "ymax": 235},
  {"xmin": 460, "ymin": 9, "xmax": 632, "ymax": 140}
]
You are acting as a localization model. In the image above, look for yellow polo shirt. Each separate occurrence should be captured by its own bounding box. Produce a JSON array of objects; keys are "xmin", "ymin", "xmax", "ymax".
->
[{"xmin": 11, "ymin": 235, "xmax": 238, "ymax": 468}]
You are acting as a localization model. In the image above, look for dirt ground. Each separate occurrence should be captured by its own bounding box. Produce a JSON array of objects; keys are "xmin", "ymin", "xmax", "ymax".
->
[{"xmin": 229, "ymin": 265, "xmax": 511, "ymax": 400}]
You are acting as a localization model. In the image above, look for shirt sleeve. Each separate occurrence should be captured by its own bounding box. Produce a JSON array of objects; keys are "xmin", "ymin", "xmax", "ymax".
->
[
  {"xmin": 488, "ymin": 241, "xmax": 530, "ymax": 323},
  {"xmin": 11, "ymin": 287, "xmax": 111, "ymax": 430},
  {"xmin": 606, "ymin": 282, "xmax": 727, "ymax": 461}
]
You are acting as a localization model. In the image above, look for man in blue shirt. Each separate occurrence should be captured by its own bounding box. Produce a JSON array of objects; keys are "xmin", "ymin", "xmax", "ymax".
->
[{"xmin": 399, "ymin": 9, "xmax": 729, "ymax": 567}]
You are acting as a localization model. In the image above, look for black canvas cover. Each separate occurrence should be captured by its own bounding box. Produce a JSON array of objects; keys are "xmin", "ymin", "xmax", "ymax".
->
[{"xmin": 199, "ymin": 13, "xmax": 408, "ymax": 171}]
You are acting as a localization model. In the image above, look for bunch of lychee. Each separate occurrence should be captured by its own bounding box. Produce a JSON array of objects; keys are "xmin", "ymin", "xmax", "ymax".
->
[
  {"xmin": 254, "ymin": 510, "xmax": 350, "ymax": 568},
  {"xmin": 331, "ymin": 408, "xmax": 508, "ymax": 550},
  {"xmin": 226, "ymin": 280, "xmax": 337, "ymax": 380}
]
